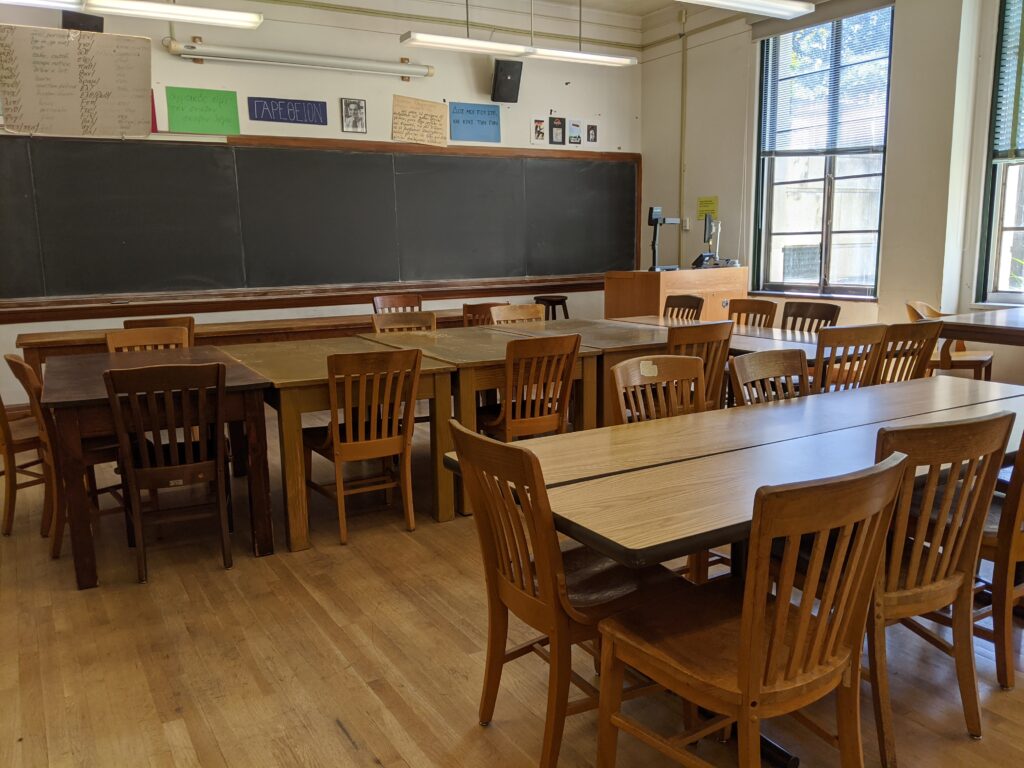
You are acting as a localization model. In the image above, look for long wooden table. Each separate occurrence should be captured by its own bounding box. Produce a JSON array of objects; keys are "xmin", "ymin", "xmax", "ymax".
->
[
  {"xmin": 939, "ymin": 307, "xmax": 1024, "ymax": 346},
  {"xmin": 16, "ymin": 308, "xmax": 465, "ymax": 374},
  {"xmin": 222, "ymin": 338, "xmax": 456, "ymax": 551},
  {"xmin": 614, "ymin": 315, "xmax": 820, "ymax": 357},
  {"xmin": 41, "ymin": 347, "xmax": 274, "ymax": 589}
]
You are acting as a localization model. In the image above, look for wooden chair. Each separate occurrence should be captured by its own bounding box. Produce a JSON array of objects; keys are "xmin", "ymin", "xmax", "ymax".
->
[
  {"xmin": 480, "ymin": 335, "xmax": 580, "ymax": 442},
  {"xmin": 0, "ymin": 377, "xmax": 46, "ymax": 538},
  {"xmin": 906, "ymin": 301, "xmax": 993, "ymax": 380},
  {"xmin": 730, "ymin": 349, "xmax": 809, "ymax": 406},
  {"xmin": 662, "ymin": 294, "xmax": 704, "ymax": 321},
  {"xmin": 868, "ymin": 414, "xmax": 1012, "ymax": 767},
  {"xmin": 490, "ymin": 303, "xmax": 546, "ymax": 325},
  {"xmin": 596, "ymin": 453, "xmax": 906, "ymax": 768},
  {"xmin": 811, "ymin": 324, "xmax": 887, "ymax": 393},
  {"xmin": 666, "ymin": 320, "xmax": 733, "ymax": 409},
  {"xmin": 104, "ymin": 363, "xmax": 232, "ymax": 583},
  {"xmin": 449, "ymin": 419, "xmax": 672, "ymax": 768},
  {"xmin": 970, "ymin": 436, "xmax": 1024, "ymax": 690},
  {"xmin": 611, "ymin": 356, "xmax": 705, "ymax": 425},
  {"xmin": 728, "ymin": 298, "xmax": 777, "ymax": 328},
  {"xmin": 123, "ymin": 316, "xmax": 196, "ymax": 346},
  {"xmin": 781, "ymin": 301, "xmax": 841, "ymax": 333},
  {"xmin": 371, "ymin": 311, "xmax": 436, "ymax": 333},
  {"xmin": 462, "ymin": 302, "xmax": 507, "ymax": 327},
  {"xmin": 873, "ymin": 321, "xmax": 942, "ymax": 385},
  {"xmin": 303, "ymin": 349, "xmax": 421, "ymax": 544},
  {"xmin": 373, "ymin": 293, "xmax": 422, "ymax": 313},
  {"xmin": 106, "ymin": 326, "xmax": 190, "ymax": 353}
]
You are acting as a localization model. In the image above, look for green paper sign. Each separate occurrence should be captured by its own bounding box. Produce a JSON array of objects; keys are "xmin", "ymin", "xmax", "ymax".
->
[{"xmin": 166, "ymin": 86, "xmax": 239, "ymax": 135}]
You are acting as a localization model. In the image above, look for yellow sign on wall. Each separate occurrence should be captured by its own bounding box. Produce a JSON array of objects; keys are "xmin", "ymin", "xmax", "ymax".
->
[{"xmin": 697, "ymin": 196, "xmax": 719, "ymax": 221}]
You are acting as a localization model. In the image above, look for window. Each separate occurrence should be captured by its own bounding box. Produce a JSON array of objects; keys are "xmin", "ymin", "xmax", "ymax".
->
[
  {"xmin": 754, "ymin": 7, "xmax": 894, "ymax": 297},
  {"xmin": 984, "ymin": 0, "xmax": 1024, "ymax": 301}
]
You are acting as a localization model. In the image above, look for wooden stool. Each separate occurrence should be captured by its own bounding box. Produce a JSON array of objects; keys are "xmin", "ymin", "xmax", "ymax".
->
[{"xmin": 534, "ymin": 295, "xmax": 569, "ymax": 320}]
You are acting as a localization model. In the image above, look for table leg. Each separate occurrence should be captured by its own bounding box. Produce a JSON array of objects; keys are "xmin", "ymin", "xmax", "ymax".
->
[
  {"xmin": 228, "ymin": 421, "xmax": 249, "ymax": 478},
  {"xmin": 455, "ymin": 368, "xmax": 479, "ymax": 515},
  {"xmin": 277, "ymin": 389, "xmax": 310, "ymax": 551},
  {"xmin": 429, "ymin": 373, "xmax": 455, "ymax": 522},
  {"xmin": 53, "ymin": 409, "xmax": 97, "ymax": 589},
  {"xmin": 244, "ymin": 390, "xmax": 274, "ymax": 556},
  {"xmin": 582, "ymin": 356, "xmax": 597, "ymax": 431}
]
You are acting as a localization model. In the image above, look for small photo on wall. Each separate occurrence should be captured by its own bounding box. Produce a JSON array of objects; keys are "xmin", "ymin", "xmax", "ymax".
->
[
  {"xmin": 531, "ymin": 117, "xmax": 547, "ymax": 145},
  {"xmin": 341, "ymin": 97, "xmax": 367, "ymax": 133},
  {"xmin": 586, "ymin": 123, "xmax": 598, "ymax": 144},
  {"xmin": 568, "ymin": 119, "xmax": 583, "ymax": 146},
  {"xmin": 549, "ymin": 116, "xmax": 565, "ymax": 145}
]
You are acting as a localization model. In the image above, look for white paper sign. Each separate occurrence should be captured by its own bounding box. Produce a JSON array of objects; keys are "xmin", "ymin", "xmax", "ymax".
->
[{"xmin": 0, "ymin": 24, "xmax": 151, "ymax": 138}]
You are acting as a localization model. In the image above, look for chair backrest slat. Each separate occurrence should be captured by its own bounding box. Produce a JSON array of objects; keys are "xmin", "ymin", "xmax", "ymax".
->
[
  {"xmin": 874, "ymin": 321, "xmax": 942, "ymax": 384},
  {"xmin": 730, "ymin": 349, "xmax": 809, "ymax": 406},
  {"xmin": 662, "ymin": 294, "xmax": 704, "ymax": 321},
  {"xmin": 372, "ymin": 311, "xmax": 436, "ymax": 334},
  {"xmin": 666, "ymin": 320, "xmax": 733, "ymax": 409},
  {"xmin": 498, "ymin": 334, "xmax": 580, "ymax": 439},
  {"xmin": 811, "ymin": 324, "xmax": 887, "ymax": 393},
  {"xmin": 373, "ymin": 293, "xmax": 422, "ymax": 313},
  {"xmin": 491, "ymin": 304, "xmax": 546, "ymax": 325},
  {"xmin": 729, "ymin": 298, "xmax": 777, "ymax": 329},
  {"xmin": 106, "ymin": 327, "xmax": 190, "ymax": 354},
  {"xmin": 740, "ymin": 453, "xmax": 906, "ymax": 698},
  {"xmin": 611, "ymin": 355, "xmax": 705, "ymax": 424},
  {"xmin": 781, "ymin": 301, "xmax": 841, "ymax": 333}
]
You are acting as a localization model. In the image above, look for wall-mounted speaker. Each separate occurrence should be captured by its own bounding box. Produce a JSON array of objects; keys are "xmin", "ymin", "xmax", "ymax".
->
[{"xmin": 491, "ymin": 60, "xmax": 523, "ymax": 103}]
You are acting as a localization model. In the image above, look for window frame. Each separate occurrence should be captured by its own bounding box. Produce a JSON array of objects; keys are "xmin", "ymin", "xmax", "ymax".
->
[{"xmin": 752, "ymin": 12, "xmax": 894, "ymax": 299}]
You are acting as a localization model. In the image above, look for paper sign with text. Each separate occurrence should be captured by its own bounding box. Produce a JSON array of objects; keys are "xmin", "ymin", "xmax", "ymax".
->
[
  {"xmin": 392, "ymin": 95, "xmax": 447, "ymax": 147},
  {"xmin": 449, "ymin": 102, "xmax": 500, "ymax": 142},
  {"xmin": 248, "ymin": 97, "xmax": 328, "ymax": 126}
]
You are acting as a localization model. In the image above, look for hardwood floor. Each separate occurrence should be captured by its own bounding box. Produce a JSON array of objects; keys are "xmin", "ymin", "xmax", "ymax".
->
[{"xmin": 2, "ymin": 413, "xmax": 1024, "ymax": 767}]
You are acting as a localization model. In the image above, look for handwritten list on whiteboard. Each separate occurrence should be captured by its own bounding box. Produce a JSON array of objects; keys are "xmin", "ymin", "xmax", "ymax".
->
[{"xmin": 0, "ymin": 24, "xmax": 151, "ymax": 138}]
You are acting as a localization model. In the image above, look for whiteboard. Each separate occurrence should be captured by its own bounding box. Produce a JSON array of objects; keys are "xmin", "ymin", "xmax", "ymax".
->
[{"xmin": 0, "ymin": 24, "xmax": 151, "ymax": 138}]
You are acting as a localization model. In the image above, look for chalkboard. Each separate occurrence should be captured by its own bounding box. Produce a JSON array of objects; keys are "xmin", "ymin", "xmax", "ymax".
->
[
  {"xmin": 30, "ymin": 139, "xmax": 245, "ymax": 295},
  {"xmin": 236, "ymin": 147, "xmax": 400, "ymax": 286},
  {"xmin": 526, "ymin": 158, "xmax": 637, "ymax": 276},
  {"xmin": 0, "ymin": 136, "xmax": 638, "ymax": 300},
  {"xmin": 395, "ymin": 154, "xmax": 526, "ymax": 280}
]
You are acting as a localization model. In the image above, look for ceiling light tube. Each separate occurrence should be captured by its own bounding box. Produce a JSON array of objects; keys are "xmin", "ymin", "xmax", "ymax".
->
[
  {"xmin": 85, "ymin": 0, "xmax": 263, "ymax": 29},
  {"xmin": 678, "ymin": 0, "xmax": 814, "ymax": 20},
  {"xmin": 400, "ymin": 31, "xmax": 530, "ymax": 57},
  {"xmin": 528, "ymin": 47, "xmax": 636, "ymax": 67},
  {"xmin": 164, "ymin": 38, "xmax": 434, "ymax": 78},
  {"xmin": 0, "ymin": 0, "xmax": 83, "ymax": 10}
]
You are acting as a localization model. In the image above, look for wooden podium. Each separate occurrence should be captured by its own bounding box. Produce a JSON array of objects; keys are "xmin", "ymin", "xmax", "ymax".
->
[{"xmin": 604, "ymin": 267, "xmax": 749, "ymax": 320}]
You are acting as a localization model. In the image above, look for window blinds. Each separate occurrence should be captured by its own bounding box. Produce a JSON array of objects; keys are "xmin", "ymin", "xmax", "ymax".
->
[
  {"xmin": 994, "ymin": 0, "xmax": 1024, "ymax": 159},
  {"xmin": 759, "ymin": 6, "xmax": 893, "ymax": 155}
]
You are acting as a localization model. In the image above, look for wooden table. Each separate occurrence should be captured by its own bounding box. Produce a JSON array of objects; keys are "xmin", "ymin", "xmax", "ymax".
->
[
  {"xmin": 938, "ymin": 307, "xmax": 1024, "ymax": 346},
  {"xmin": 360, "ymin": 326, "xmax": 600, "ymax": 435},
  {"xmin": 41, "ymin": 347, "xmax": 274, "ymax": 589},
  {"xmin": 613, "ymin": 315, "xmax": 820, "ymax": 357},
  {"xmin": 16, "ymin": 308, "xmax": 464, "ymax": 375},
  {"xmin": 221, "ymin": 338, "xmax": 457, "ymax": 551}
]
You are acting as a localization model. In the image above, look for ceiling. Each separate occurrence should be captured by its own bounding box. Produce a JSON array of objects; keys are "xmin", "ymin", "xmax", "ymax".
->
[{"xmin": 576, "ymin": 0, "xmax": 679, "ymax": 14}]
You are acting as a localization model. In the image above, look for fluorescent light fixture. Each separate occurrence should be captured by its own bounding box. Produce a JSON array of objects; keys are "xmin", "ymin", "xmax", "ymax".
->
[
  {"xmin": 400, "ymin": 31, "xmax": 530, "ymax": 57},
  {"xmin": 164, "ymin": 38, "xmax": 434, "ymax": 78},
  {"xmin": 680, "ymin": 0, "xmax": 814, "ymax": 20},
  {"xmin": 529, "ymin": 47, "xmax": 636, "ymax": 67},
  {"xmin": 0, "ymin": 0, "xmax": 82, "ymax": 9},
  {"xmin": 84, "ymin": 0, "xmax": 263, "ymax": 29}
]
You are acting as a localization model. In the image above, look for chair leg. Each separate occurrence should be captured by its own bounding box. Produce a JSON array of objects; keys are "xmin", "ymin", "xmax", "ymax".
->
[
  {"xmin": 539, "ymin": 629, "xmax": 572, "ymax": 768},
  {"xmin": 952, "ymin": 589, "xmax": 983, "ymax": 738},
  {"xmin": 992, "ymin": 556, "xmax": 1017, "ymax": 690},
  {"xmin": 218, "ymin": 480, "xmax": 233, "ymax": 570},
  {"xmin": 736, "ymin": 711, "xmax": 762, "ymax": 768},
  {"xmin": 1, "ymin": 449, "xmax": 16, "ymax": 536},
  {"xmin": 836, "ymin": 665, "xmax": 866, "ymax": 768},
  {"xmin": 39, "ymin": 461, "xmax": 56, "ymax": 538},
  {"xmin": 334, "ymin": 455, "xmax": 348, "ymax": 545},
  {"xmin": 867, "ymin": 607, "xmax": 898, "ymax": 768},
  {"xmin": 399, "ymin": 452, "xmax": 415, "ymax": 532},
  {"xmin": 130, "ymin": 492, "xmax": 147, "ymax": 583},
  {"xmin": 596, "ymin": 637, "xmax": 625, "ymax": 768},
  {"xmin": 479, "ymin": 598, "xmax": 508, "ymax": 725},
  {"xmin": 688, "ymin": 550, "xmax": 710, "ymax": 584}
]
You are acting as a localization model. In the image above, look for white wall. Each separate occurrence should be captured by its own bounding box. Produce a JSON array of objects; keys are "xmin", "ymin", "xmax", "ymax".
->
[{"xmin": 0, "ymin": 0, "xmax": 640, "ymax": 401}]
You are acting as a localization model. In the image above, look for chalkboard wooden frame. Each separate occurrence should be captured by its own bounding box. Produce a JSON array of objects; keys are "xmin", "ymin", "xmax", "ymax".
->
[{"xmin": 0, "ymin": 134, "xmax": 641, "ymax": 323}]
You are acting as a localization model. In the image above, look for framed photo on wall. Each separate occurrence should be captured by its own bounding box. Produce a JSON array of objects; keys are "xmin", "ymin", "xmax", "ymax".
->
[
  {"xmin": 341, "ymin": 98, "xmax": 367, "ymax": 133},
  {"xmin": 549, "ymin": 116, "xmax": 565, "ymax": 145}
]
